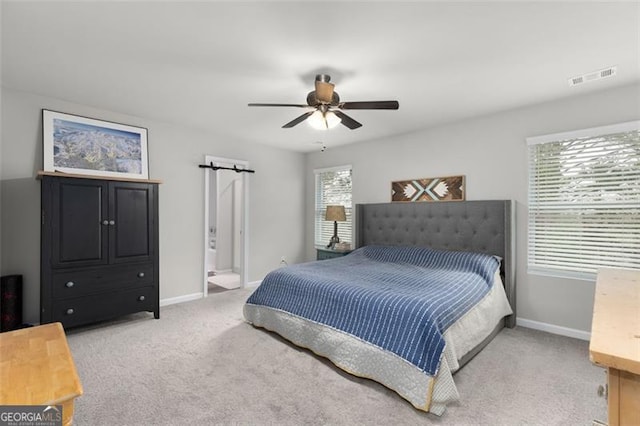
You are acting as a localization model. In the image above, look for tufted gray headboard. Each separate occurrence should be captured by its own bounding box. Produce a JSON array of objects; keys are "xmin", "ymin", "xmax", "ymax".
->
[{"xmin": 355, "ymin": 200, "xmax": 515, "ymax": 327}]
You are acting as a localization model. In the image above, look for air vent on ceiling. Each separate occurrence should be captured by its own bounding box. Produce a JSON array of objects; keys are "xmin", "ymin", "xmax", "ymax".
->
[{"xmin": 568, "ymin": 66, "xmax": 617, "ymax": 87}]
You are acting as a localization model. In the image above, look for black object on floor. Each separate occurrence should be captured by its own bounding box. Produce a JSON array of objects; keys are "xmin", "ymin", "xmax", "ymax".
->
[{"xmin": 1, "ymin": 274, "xmax": 23, "ymax": 332}]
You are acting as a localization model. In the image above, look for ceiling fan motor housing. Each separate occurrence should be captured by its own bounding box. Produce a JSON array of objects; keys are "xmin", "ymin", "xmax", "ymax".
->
[{"xmin": 307, "ymin": 91, "xmax": 340, "ymax": 106}]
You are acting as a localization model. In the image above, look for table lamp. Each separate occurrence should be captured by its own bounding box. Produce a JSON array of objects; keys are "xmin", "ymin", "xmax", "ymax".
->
[{"xmin": 325, "ymin": 205, "xmax": 346, "ymax": 249}]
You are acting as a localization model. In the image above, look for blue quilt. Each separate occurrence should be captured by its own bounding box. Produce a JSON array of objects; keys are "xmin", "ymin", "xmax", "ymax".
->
[{"xmin": 245, "ymin": 245, "xmax": 500, "ymax": 376}]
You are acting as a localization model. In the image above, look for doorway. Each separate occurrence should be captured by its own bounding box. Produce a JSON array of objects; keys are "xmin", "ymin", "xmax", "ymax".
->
[{"xmin": 203, "ymin": 155, "xmax": 249, "ymax": 296}]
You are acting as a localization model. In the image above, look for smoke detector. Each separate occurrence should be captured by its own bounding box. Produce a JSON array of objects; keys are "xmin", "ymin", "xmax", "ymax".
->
[
  {"xmin": 568, "ymin": 66, "xmax": 617, "ymax": 87},
  {"xmin": 312, "ymin": 141, "xmax": 326, "ymax": 152}
]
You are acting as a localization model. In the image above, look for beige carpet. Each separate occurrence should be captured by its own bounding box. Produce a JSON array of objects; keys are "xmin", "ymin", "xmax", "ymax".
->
[{"xmin": 65, "ymin": 288, "xmax": 608, "ymax": 425}]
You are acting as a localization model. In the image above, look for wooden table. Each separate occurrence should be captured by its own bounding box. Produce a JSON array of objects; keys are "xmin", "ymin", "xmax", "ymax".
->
[
  {"xmin": 589, "ymin": 268, "xmax": 640, "ymax": 426},
  {"xmin": 0, "ymin": 322, "xmax": 83, "ymax": 426}
]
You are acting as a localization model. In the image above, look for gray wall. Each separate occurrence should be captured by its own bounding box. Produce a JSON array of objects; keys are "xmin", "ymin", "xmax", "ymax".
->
[
  {"xmin": 306, "ymin": 83, "xmax": 640, "ymax": 333},
  {"xmin": 3, "ymin": 79, "xmax": 638, "ymax": 332},
  {"xmin": 0, "ymin": 87, "xmax": 307, "ymax": 324}
]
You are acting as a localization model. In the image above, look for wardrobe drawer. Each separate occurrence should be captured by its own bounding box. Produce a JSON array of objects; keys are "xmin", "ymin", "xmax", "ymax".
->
[
  {"xmin": 52, "ymin": 286, "xmax": 156, "ymax": 328},
  {"xmin": 52, "ymin": 264, "xmax": 154, "ymax": 299}
]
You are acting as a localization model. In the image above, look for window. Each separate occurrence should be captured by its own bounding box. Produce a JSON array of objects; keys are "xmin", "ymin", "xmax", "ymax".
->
[
  {"xmin": 527, "ymin": 121, "xmax": 640, "ymax": 279},
  {"xmin": 314, "ymin": 165, "xmax": 353, "ymax": 247}
]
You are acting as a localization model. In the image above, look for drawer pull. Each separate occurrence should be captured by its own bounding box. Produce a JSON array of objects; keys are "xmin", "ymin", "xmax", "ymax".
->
[
  {"xmin": 65, "ymin": 281, "xmax": 75, "ymax": 288},
  {"xmin": 66, "ymin": 308, "xmax": 75, "ymax": 315},
  {"xmin": 138, "ymin": 295, "xmax": 146, "ymax": 302},
  {"xmin": 137, "ymin": 272, "xmax": 145, "ymax": 278}
]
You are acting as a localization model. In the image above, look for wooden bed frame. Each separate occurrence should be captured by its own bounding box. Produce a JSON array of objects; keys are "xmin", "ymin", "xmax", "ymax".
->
[{"xmin": 355, "ymin": 200, "xmax": 516, "ymax": 328}]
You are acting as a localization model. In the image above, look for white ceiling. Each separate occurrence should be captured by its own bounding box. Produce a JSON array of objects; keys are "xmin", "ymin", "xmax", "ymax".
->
[{"xmin": 2, "ymin": 1, "xmax": 639, "ymax": 152}]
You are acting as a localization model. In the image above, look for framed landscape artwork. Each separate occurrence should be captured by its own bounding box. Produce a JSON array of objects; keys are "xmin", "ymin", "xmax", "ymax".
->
[
  {"xmin": 42, "ymin": 109, "xmax": 149, "ymax": 179},
  {"xmin": 391, "ymin": 175, "xmax": 465, "ymax": 202}
]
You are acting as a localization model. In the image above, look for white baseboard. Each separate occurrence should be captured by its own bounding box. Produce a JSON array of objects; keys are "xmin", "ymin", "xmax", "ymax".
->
[
  {"xmin": 516, "ymin": 317, "xmax": 591, "ymax": 341},
  {"xmin": 245, "ymin": 280, "xmax": 262, "ymax": 288},
  {"xmin": 160, "ymin": 292, "xmax": 203, "ymax": 307},
  {"xmin": 161, "ymin": 282, "xmax": 260, "ymax": 307}
]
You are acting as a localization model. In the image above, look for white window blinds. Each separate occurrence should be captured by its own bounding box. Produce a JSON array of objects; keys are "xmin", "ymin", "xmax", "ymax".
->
[
  {"xmin": 527, "ymin": 121, "xmax": 640, "ymax": 279},
  {"xmin": 314, "ymin": 166, "xmax": 353, "ymax": 247}
]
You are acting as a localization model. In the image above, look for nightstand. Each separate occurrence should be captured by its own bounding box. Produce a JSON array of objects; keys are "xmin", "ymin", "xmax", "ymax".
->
[{"xmin": 316, "ymin": 247, "xmax": 353, "ymax": 260}]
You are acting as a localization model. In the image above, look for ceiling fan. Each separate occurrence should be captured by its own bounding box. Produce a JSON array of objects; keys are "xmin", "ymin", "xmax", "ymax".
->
[{"xmin": 248, "ymin": 74, "xmax": 399, "ymax": 130}]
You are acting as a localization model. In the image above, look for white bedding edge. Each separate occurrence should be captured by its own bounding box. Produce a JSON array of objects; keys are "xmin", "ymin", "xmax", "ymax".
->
[
  {"xmin": 243, "ymin": 270, "xmax": 512, "ymax": 415},
  {"xmin": 434, "ymin": 271, "xmax": 513, "ymax": 412},
  {"xmin": 444, "ymin": 270, "xmax": 513, "ymax": 373}
]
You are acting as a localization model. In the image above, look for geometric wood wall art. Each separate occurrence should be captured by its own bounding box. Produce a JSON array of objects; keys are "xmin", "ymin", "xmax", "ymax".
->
[{"xmin": 391, "ymin": 175, "xmax": 465, "ymax": 202}]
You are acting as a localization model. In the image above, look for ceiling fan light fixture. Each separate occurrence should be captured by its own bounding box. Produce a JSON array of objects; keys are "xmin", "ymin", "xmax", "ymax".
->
[
  {"xmin": 248, "ymin": 74, "xmax": 398, "ymax": 129},
  {"xmin": 308, "ymin": 110, "xmax": 341, "ymax": 130}
]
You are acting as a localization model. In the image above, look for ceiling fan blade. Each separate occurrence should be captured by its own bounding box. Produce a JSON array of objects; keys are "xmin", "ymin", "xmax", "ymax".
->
[
  {"xmin": 282, "ymin": 111, "xmax": 315, "ymax": 128},
  {"xmin": 339, "ymin": 101, "xmax": 399, "ymax": 110},
  {"xmin": 315, "ymin": 81, "xmax": 335, "ymax": 103},
  {"xmin": 248, "ymin": 103, "xmax": 309, "ymax": 108},
  {"xmin": 333, "ymin": 111, "xmax": 362, "ymax": 129}
]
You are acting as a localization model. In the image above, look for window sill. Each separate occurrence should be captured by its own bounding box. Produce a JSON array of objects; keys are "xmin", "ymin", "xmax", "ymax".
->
[{"xmin": 527, "ymin": 267, "xmax": 596, "ymax": 282}]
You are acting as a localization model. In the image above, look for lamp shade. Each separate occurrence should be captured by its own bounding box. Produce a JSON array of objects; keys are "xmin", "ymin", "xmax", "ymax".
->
[
  {"xmin": 325, "ymin": 205, "xmax": 346, "ymax": 222},
  {"xmin": 308, "ymin": 110, "xmax": 341, "ymax": 130}
]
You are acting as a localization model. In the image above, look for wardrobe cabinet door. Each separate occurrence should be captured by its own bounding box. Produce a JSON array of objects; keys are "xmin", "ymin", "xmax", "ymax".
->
[
  {"xmin": 108, "ymin": 182, "xmax": 155, "ymax": 264},
  {"xmin": 48, "ymin": 178, "xmax": 109, "ymax": 268}
]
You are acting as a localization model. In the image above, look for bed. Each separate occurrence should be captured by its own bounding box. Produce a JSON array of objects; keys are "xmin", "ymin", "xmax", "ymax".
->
[{"xmin": 244, "ymin": 200, "xmax": 516, "ymax": 415}]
